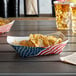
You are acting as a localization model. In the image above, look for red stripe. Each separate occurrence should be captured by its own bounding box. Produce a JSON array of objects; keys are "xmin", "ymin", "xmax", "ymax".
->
[
  {"xmin": 57, "ymin": 50, "xmax": 62, "ymax": 54},
  {"xmin": 38, "ymin": 44, "xmax": 66, "ymax": 56},
  {"xmin": 38, "ymin": 46, "xmax": 52, "ymax": 56},
  {"xmin": 0, "ymin": 22, "xmax": 13, "ymax": 33},
  {"xmin": 38, "ymin": 43, "xmax": 67, "ymax": 56},
  {"xmin": 38, "ymin": 44, "xmax": 58, "ymax": 56},
  {"xmin": 57, "ymin": 44, "xmax": 66, "ymax": 54},
  {"xmin": 54, "ymin": 46, "xmax": 64, "ymax": 54},
  {"xmin": 45, "ymin": 51, "xmax": 55, "ymax": 55},
  {"xmin": 39, "ymin": 45, "xmax": 58, "ymax": 56},
  {"xmin": 42, "ymin": 44, "xmax": 61, "ymax": 55},
  {"xmin": 45, "ymin": 44, "xmax": 66, "ymax": 55},
  {"xmin": 54, "ymin": 44, "xmax": 66, "ymax": 54}
]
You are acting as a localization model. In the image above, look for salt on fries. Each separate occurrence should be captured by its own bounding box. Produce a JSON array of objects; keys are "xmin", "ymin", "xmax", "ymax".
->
[{"xmin": 14, "ymin": 34, "xmax": 63, "ymax": 47}]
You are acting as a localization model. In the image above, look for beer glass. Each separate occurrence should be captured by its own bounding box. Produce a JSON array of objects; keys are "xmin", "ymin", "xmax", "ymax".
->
[
  {"xmin": 54, "ymin": 1, "xmax": 70, "ymax": 30},
  {"xmin": 70, "ymin": 3, "xmax": 76, "ymax": 33}
]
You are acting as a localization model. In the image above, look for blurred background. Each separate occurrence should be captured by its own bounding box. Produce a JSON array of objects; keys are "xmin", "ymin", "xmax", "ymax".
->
[
  {"xmin": 0, "ymin": 0, "xmax": 53, "ymax": 18},
  {"xmin": 0, "ymin": 0, "xmax": 75, "ymax": 18},
  {"xmin": 20, "ymin": 0, "xmax": 52, "ymax": 16}
]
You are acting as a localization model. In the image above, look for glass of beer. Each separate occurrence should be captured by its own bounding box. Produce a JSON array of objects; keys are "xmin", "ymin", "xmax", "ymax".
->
[
  {"xmin": 70, "ymin": 3, "xmax": 76, "ymax": 33},
  {"xmin": 54, "ymin": 1, "xmax": 70, "ymax": 30}
]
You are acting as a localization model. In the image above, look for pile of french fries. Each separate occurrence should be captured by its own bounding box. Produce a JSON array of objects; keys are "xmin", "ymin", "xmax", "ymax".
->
[
  {"xmin": 0, "ymin": 18, "xmax": 11, "ymax": 26},
  {"xmin": 19, "ymin": 34, "xmax": 63, "ymax": 47}
]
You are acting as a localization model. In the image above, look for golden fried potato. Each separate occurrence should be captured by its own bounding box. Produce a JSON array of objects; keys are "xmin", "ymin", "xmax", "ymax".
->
[
  {"xmin": 19, "ymin": 40, "xmax": 28, "ymax": 46},
  {"xmin": 27, "ymin": 40, "xmax": 36, "ymax": 47},
  {"xmin": 55, "ymin": 38, "xmax": 62, "ymax": 44},
  {"xmin": 39, "ymin": 35, "xmax": 49, "ymax": 47},
  {"xmin": 29, "ymin": 34, "xmax": 41, "ymax": 47},
  {"xmin": 0, "ymin": 18, "xmax": 11, "ymax": 26},
  {"xmin": 14, "ymin": 34, "xmax": 63, "ymax": 47},
  {"xmin": 47, "ymin": 36, "xmax": 57, "ymax": 45}
]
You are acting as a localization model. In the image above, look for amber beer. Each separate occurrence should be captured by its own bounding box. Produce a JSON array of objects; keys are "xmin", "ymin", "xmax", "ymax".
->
[
  {"xmin": 54, "ymin": 1, "xmax": 70, "ymax": 30},
  {"xmin": 70, "ymin": 3, "xmax": 76, "ymax": 33}
]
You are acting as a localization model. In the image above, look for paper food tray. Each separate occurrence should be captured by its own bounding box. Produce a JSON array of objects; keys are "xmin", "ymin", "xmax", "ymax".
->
[
  {"xmin": 0, "ymin": 20, "xmax": 15, "ymax": 33},
  {"xmin": 7, "ymin": 32, "xmax": 68, "ymax": 57}
]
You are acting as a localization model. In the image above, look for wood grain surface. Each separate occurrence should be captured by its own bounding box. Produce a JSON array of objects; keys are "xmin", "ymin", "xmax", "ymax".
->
[{"xmin": 0, "ymin": 18, "xmax": 76, "ymax": 75}]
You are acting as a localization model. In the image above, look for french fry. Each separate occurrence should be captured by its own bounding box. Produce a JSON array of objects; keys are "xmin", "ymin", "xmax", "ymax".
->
[
  {"xmin": 0, "ymin": 18, "xmax": 11, "ymax": 26},
  {"xmin": 19, "ymin": 40, "xmax": 28, "ymax": 46},
  {"xmin": 13, "ymin": 33, "xmax": 63, "ymax": 47}
]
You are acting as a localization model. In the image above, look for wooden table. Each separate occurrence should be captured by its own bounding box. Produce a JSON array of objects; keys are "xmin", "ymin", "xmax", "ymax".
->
[{"xmin": 0, "ymin": 19, "xmax": 76, "ymax": 76}]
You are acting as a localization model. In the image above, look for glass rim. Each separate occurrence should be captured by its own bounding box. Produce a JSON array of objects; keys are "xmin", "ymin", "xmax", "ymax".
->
[{"xmin": 54, "ymin": 1, "xmax": 69, "ymax": 4}]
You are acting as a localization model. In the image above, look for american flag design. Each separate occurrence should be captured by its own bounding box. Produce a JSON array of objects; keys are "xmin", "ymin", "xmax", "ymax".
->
[
  {"xmin": 0, "ymin": 20, "xmax": 15, "ymax": 33},
  {"xmin": 7, "ymin": 32, "xmax": 68, "ymax": 57},
  {"xmin": 12, "ymin": 40, "xmax": 68, "ymax": 57}
]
